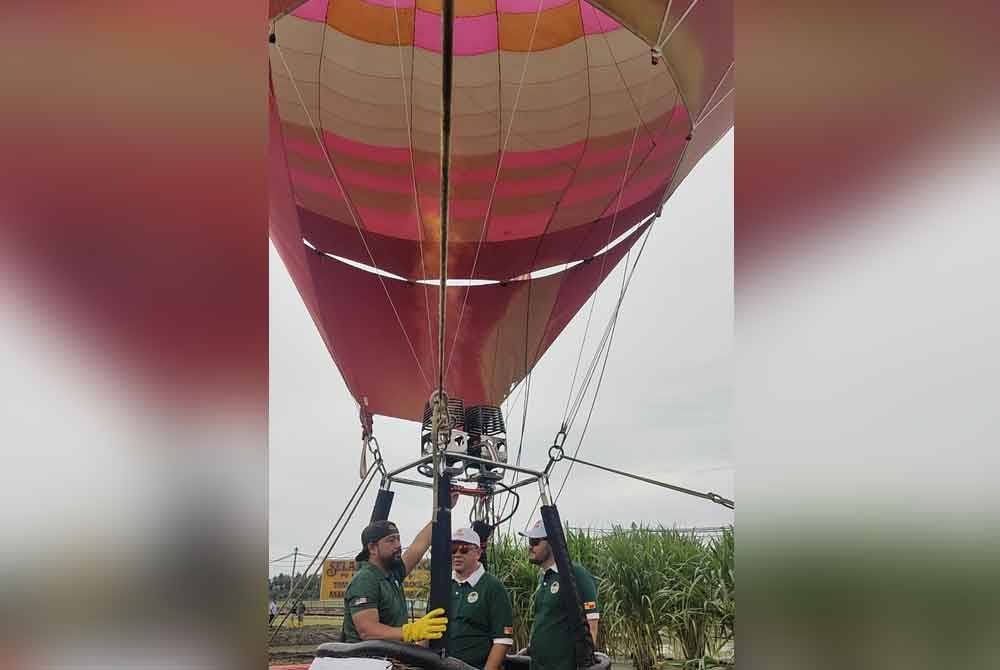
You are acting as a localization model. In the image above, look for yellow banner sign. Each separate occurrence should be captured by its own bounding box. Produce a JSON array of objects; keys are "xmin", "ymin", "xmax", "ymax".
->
[{"xmin": 320, "ymin": 558, "xmax": 430, "ymax": 601}]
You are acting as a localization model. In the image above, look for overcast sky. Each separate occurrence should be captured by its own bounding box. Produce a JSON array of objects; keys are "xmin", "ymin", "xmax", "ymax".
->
[{"xmin": 269, "ymin": 131, "xmax": 733, "ymax": 574}]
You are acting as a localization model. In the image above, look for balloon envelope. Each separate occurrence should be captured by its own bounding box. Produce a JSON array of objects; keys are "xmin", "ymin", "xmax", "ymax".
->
[{"xmin": 269, "ymin": 0, "xmax": 732, "ymax": 420}]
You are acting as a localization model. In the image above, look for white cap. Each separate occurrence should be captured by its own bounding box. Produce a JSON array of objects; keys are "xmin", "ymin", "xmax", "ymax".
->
[
  {"xmin": 452, "ymin": 527, "xmax": 482, "ymax": 546},
  {"xmin": 519, "ymin": 519, "xmax": 548, "ymax": 539}
]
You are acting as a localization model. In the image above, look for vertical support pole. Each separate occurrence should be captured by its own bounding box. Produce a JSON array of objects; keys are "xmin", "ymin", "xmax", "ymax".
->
[
  {"xmin": 428, "ymin": 468, "xmax": 452, "ymax": 653},
  {"xmin": 432, "ymin": 21, "xmax": 452, "ymax": 586},
  {"xmin": 540, "ymin": 504, "xmax": 597, "ymax": 668},
  {"xmin": 370, "ymin": 489, "xmax": 395, "ymax": 523},
  {"xmin": 431, "ymin": 0, "xmax": 456, "ymax": 649},
  {"xmin": 437, "ymin": 0, "xmax": 454, "ymax": 389}
]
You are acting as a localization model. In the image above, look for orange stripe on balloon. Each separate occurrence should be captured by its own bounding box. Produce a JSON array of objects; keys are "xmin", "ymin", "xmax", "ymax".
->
[
  {"xmin": 498, "ymin": 0, "xmax": 582, "ymax": 52},
  {"xmin": 328, "ymin": 0, "xmax": 415, "ymax": 45}
]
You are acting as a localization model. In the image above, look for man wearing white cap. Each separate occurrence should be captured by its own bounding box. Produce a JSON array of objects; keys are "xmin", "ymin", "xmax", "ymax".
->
[
  {"xmin": 520, "ymin": 519, "xmax": 600, "ymax": 670},
  {"xmin": 449, "ymin": 526, "xmax": 514, "ymax": 670}
]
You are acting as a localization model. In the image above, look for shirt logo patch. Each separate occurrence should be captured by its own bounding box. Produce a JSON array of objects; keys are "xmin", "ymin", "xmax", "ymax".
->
[
  {"xmin": 350, "ymin": 597, "xmax": 368, "ymax": 606},
  {"xmin": 503, "ymin": 626, "xmax": 514, "ymax": 635},
  {"xmin": 467, "ymin": 591, "xmax": 479, "ymax": 604},
  {"xmin": 550, "ymin": 581, "xmax": 560, "ymax": 594},
  {"xmin": 584, "ymin": 601, "xmax": 596, "ymax": 610}
]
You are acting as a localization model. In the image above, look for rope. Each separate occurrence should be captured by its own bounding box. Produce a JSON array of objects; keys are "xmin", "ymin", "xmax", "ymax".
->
[
  {"xmin": 595, "ymin": 11, "xmax": 654, "ymax": 141},
  {"xmin": 655, "ymin": 0, "xmax": 676, "ymax": 46},
  {"xmin": 554, "ymin": 304, "xmax": 619, "ymax": 502},
  {"xmin": 559, "ymin": 83, "xmax": 683, "ymax": 431},
  {"xmin": 392, "ymin": 0, "xmax": 437, "ymax": 383},
  {"xmin": 273, "ymin": 42, "xmax": 432, "ymax": 392},
  {"xmin": 556, "ymin": 452, "xmax": 734, "ymax": 509},
  {"xmin": 694, "ymin": 61, "xmax": 734, "ymax": 128},
  {"xmin": 657, "ymin": 0, "xmax": 702, "ymax": 51},
  {"xmin": 517, "ymin": 45, "xmax": 662, "ymax": 530},
  {"xmin": 549, "ymin": 76, "xmax": 702, "ymax": 503},
  {"xmin": 522, "ymin": 219, "xmax": 656, "ymax": 528},
  {"xmin": 560, "ymin": 289, "xmax": 597, "ymax": 426},
  {"xmin": 517, "ymin": 57, "xmax": 661, "ymax": 535},
  {"xmin": 539, "ymin": 60, "xmax": 663, "ymax": 438},
  {"xmin": 270, "ymin": 464, "xmax": 378, "ymax": 641},
  {"xmin": 693, "ymin": 87, "xmax": 735, "ymax": 132},
  {"xmin": 557, "ymin": 219, "xmax": 660, "ymax": 500},
  {"xmin": 443, "ymin": 0, "xmax": 551, "ymax": 380}
]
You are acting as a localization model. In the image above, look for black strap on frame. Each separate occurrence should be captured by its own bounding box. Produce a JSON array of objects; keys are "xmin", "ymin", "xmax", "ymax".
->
[
  {"xmin": 428, "ymin": 472, "xmax": 453, "ymax": 653},
  {"xmin": 370, "ymin": 489, "xmax": 395, "ymax": 523},
  {"xmin": 540, "ymin": 504, "xmax": 596, "ymax": 668}
]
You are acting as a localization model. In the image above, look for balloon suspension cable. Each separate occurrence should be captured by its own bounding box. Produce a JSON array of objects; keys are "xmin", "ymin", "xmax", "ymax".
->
[
  {"xmin": 389, "ymin": 0, "xmax": 436, "ymax": 357},
  {"xmin": 444, "ymin": 0, "xmax": 550, "ymax": 382},
  {"xmin": 548, "ymin": 218, "xmax": 660, "ymax": 514},
  {"xmin": 537, "ymin": 476, "xmax": 553, "ymax": 508},
  {"xmin": 270, "ymin": 464, "xmax": 379, "ymax": 642},
  {"xmin": 271, "ymin": 38, "xmax": 431, "ymax": 392},
  {"xmin": 547, "ymin": 444, "xmax": 734, "ymax": 510}
]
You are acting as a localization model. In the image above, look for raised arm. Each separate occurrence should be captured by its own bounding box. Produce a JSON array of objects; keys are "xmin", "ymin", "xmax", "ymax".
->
[
  {"xmin": 401, "ymin": 521, "xmax": 432, "ymax": 575},
  {"xmin": 401, "ymin": 492, "xmax": 459, "ymax": 575}
]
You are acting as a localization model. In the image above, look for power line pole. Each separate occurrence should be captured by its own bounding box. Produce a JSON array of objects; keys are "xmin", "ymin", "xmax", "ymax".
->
[{"xmin": 291, "ymin": 546, "xmax": 299, "ymax": 599}]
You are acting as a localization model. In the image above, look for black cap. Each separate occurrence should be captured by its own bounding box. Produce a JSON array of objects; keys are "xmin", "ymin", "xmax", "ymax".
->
[{"xmin": 355, "ymin": 520, "xmax": 400, "ymax": 562}]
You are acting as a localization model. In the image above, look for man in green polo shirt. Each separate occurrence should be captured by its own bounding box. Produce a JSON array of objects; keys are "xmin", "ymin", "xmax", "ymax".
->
[
  {"xmin": 449, "ymin": 527, "xmax": 514, "ymax": 670},
  {"xmin": 341, "ymin": 515, "xmax": 450, "ymax": 644},
  {"xmin": 520, "ymin": 519, "xmax": 600, "ymax": 670}
]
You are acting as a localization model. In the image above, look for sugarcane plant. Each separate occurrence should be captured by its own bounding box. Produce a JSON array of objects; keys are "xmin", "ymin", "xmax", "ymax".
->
[{"xmin": 488, "ymin": 525, "xmax": 735, "ymax": 668}]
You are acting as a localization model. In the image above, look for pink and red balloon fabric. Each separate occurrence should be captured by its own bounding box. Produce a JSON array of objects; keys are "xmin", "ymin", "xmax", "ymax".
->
[{"xmin": 269, "ymin": 0, "xmax": 733, "ymax": 420}]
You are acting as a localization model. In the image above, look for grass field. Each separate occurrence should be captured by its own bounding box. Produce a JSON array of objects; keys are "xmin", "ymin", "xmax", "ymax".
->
[
  {"xmin": 267, "ymin": 618, "xmax": 733, "ymax": 669},
  {"xmin": 273, "ymin": 615, "xmax": 343, "ymax": 628}
]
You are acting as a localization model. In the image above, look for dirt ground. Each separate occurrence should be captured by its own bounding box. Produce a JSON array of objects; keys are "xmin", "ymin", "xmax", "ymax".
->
[
  {"xmin": 268, "ymin": 619, "xmax": 734, "ymax": 669},
  {"xmin": 269, "ymin": 620, "xmax": 343, "ymax": 665}
]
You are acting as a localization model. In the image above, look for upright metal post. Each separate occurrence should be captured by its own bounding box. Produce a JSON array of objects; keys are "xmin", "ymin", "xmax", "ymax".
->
[
  {"xmin": 429, "ymin": 464, "xmax": 453, "ymax": 654},
  {"xmin": 429, "ymin": 0, "xmax": 455, "ymax": 651}
]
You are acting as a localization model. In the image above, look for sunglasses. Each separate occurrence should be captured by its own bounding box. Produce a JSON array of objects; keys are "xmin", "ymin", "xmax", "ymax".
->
[
  {"xmin": 528, "ymin": 538, "xmax": 546, "ymax": 547},
  {"xmin": 451, "ymin": 544, "xmax": 477, "ymax": 555}
]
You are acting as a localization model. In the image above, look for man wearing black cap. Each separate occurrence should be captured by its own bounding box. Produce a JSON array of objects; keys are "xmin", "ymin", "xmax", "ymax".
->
[{"xmin": 341, "ymin": 497, "xmax": 456, "ymax": 644}]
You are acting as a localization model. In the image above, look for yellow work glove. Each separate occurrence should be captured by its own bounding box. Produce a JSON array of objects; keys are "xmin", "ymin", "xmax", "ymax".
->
[{"xmin": 401, "ymin": 607, "xmax": 448, "ymax": 643}]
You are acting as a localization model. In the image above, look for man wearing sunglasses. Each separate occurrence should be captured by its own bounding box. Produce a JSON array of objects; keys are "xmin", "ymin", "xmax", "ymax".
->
[
  {"xmin": 520, "ymin": 520, "xmax": 600, "ymax": 670},
  {"xmin": 449, "ymin": 527, "xmax": 514, "ymax": 670},
  {"xmin": 341, "ymin": 492, "xmax": 458, "ymax": 644}
]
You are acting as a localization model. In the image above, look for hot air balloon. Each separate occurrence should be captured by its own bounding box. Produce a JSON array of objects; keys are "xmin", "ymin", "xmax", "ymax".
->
[{"xmin": 267, "ymin": 0, "xmax": 732, "ymax": 666}]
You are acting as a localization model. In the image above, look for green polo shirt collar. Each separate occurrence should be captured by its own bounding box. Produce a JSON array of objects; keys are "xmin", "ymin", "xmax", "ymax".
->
[{"xmin": 452, "ymin": 563, "xmax": 486, "ymax": 588}]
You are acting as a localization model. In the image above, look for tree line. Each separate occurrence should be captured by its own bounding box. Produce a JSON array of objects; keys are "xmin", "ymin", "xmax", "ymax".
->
[{"xmin": 269, "ymin": 572, "xmax": 321, "ymax": 600}]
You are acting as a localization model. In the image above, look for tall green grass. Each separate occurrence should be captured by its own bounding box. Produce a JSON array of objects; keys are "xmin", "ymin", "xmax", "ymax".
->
[
  {"xmin": 487, "ymin": 525, "xmax": 735, "ymax": 668},
  {"xmin": 488, "ymin": 532, "xmax": 539, "ymax": 649}
]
